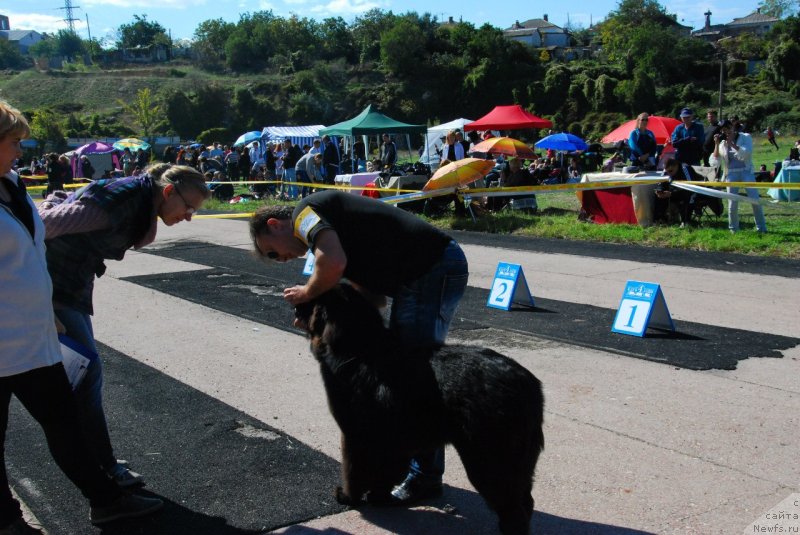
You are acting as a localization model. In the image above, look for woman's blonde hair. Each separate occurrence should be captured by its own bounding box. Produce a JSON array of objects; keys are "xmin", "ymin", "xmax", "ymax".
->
[
  {"xmin": 146, "ymin": 163, "xmax": 211, "ymax": 199},
  {"xmin": 0, "ymin": 100, "xmax": 30, "ymax": 141}
]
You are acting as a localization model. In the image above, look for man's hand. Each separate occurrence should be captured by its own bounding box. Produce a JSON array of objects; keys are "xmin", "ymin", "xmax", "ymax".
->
[{"xmin": 284, "ymin": 285, "xmax": 311, "ymax": 306}]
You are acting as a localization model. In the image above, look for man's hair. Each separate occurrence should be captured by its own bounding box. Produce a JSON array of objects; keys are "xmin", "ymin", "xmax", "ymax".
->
[
  {"xmin": 0, "ymin": 100, "xmax": 30, "ymax": 141},
  {"xmin": 249, "ymin": 204, "xmax": 294, "ymax": 246},
  {"xmin": 663, "ymin": 158, "xmax": 680, "ymax": 172}
]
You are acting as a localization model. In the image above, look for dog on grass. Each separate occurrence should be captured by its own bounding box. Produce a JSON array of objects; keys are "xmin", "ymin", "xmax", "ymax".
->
[{"xmin": 294, "ymin": 283, "xmax": 545, "ymax": 535}]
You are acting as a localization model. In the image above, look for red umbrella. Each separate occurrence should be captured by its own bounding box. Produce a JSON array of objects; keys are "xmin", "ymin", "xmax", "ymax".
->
[{"xmin": 602, "ymin": 116, "xmax": 681, "ymax": 145}]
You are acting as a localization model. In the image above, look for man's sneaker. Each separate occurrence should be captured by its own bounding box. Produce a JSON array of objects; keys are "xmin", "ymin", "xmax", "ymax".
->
[
  {"xmin": 389, "ymin": 474, "xmax": 443, "ymax": 505},
  {"xmin": 107, "ymin": 463, "xmax": 144, "ymax": 487},
  {"xmin": 0, "ymin": 517, "xmax": 44, "ymax": 534},
  {"xmin": 90, "ymin": 493, "xmax": 163, "ymax": 525}
]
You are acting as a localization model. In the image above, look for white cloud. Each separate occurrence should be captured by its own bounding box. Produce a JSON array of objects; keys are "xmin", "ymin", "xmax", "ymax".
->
[
  {"xmin": 309, "ymin": 0, "xmax": 385, "ymax": 17},
  {"xmin": 81, "ymin": 0, "xmax": 206, "ymax": 8},
  {"xmin": 4, "ymin": 11, "xmax": 77, "ymax": 33}
]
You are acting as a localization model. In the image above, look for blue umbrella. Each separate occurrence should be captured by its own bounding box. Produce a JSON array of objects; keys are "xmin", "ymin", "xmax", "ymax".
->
[
  {"xmin": 534, "ymin": 133, "xmax": 588, "ymax": 152},
  {"xmin": 233, "ymin": 131, "xmax": 262, "ymax": 147}
]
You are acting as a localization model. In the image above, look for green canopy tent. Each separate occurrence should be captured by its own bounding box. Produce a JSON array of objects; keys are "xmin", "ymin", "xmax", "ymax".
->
[{"xmin": 319, "ymin": 104, "xmax": 426, "ymax": 173}]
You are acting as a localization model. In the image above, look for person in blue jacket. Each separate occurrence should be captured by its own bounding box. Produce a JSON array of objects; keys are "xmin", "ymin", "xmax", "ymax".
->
[
  {"xmin": 628, "ymin": 113, "xmax": 658, "ymax": 169},
  {"xmin": 671, "ymin": 108, "xmax": 705, "ymax": 165}
]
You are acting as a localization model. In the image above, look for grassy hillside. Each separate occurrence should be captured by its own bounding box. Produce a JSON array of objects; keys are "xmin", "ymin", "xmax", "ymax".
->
[{"xmin": 0, "ymin": 66, "xmax": 268, "ymax": 115}]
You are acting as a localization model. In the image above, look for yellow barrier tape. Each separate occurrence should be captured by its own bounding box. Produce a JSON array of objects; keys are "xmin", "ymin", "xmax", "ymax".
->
[
  {"xmin": 194, "ymin": 212, "xmax": 253, "ymax": 219},
  {"xmin": 205, "ymin": 180, "xmax": 421, "ymax": 194},
  {"xmin": 678, "ymin": 181, "xmax": 800, "ymax": 189}
]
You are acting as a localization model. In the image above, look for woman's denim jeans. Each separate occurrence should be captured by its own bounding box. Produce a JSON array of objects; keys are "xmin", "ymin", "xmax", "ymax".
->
[{"xmin": 55, "ymin": 307, "xmax": 116, "ymax": 470}]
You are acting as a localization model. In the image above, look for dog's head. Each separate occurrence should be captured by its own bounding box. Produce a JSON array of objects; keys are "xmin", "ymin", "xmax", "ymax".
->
[{"xmin": 294, "ymin": 284, "xmax": 386, "ymax": 358}]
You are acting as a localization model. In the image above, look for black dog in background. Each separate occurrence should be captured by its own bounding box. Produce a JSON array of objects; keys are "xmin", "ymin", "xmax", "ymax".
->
[{"xmin": 294, "ymin": 284, "xmax": 545, "ymax": 535}]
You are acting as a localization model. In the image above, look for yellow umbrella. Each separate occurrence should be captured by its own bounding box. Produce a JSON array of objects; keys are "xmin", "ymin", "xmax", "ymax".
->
[
  {"xmin": 423, "ymin": 158, "xmax": 496, "ymax": 191},
  {"xmin": 470, "ymin": 136, "xmax": 537, "ymax": 159}
]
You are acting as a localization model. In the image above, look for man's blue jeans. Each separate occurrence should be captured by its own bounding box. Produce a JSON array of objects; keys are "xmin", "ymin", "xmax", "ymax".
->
[
  {"xmin": 296, "ymin": 169, "xmax": 311, "ymax": 198},
  {"xmin": 389, "ymin": 240, "xmax": 468, "ymax": 480},
  {"xmin": 55, "ymin": 307, "xmax": 117, "ymax": 471},
  {"xmin": 283, "ymin": 168, "xmax": 298, "ymax": 199}
]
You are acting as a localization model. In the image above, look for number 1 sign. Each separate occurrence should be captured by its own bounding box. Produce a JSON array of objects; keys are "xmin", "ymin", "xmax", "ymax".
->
[
  {"xmin": 486, "ymin": 262, "xmax": 534, "ymax": 310},
  {"xmin": 611, "ymin": 280, "xmax": 675, "ymax": 337}
]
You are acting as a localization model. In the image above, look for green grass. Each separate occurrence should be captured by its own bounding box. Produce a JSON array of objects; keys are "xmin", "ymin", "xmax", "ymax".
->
[
  {"xmin": 203, "ymin": 186, "xmax": 800, "ymax": 259},
  {"xmin": 751, "ymin": 135, "xmax": 795, "ymax": 170}
]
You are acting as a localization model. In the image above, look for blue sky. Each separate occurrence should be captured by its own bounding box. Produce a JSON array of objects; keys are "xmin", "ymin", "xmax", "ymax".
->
[{"xmin": 7, "ymin": 0, "xmax": 767, "ymax": 43}]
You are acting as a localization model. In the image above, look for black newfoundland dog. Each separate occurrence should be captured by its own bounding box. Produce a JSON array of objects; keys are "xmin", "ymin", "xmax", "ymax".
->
[{"xmin": 294, "ymin": 284, "xmax": 545, "ymax": 535}]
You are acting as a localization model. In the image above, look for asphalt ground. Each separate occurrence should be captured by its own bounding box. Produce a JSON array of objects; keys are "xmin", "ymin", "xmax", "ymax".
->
[
  {"xmin": 5, "ymin": 217, "xmax": 800, "ymax": 534},
  {"xmin": 137, "ymin": 240, "xmax": 798, "ymax": 371},
  {"xmin": 6, "ymin": 343, "xmax": 345, "ymax": 535}
]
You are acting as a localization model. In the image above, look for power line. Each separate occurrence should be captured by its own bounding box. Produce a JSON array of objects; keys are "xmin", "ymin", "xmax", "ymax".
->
[{"xmin": 57, "ymin": 0, "xmax": 81, "ymax": 33}]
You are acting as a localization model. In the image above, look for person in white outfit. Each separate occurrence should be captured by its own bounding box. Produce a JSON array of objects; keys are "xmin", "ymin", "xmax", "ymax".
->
[{"xmin": 710, "ymin": 119, "xmax": 767, "ymax": 234}]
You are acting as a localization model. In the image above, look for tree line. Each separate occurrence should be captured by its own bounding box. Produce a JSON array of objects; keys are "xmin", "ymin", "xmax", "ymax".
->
[{"xmin": 6, "ymin": 0, "xmax": 800, "ymax": 149}]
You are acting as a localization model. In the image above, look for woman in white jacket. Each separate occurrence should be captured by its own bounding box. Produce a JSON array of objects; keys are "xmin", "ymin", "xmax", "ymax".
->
[
  {"xmin": 710, "ymin": 119, "xmax": 767, "ymax": 233},
  {"xmin": 0, "ymin": 100, "xmax": 162, "ymax": 530}
]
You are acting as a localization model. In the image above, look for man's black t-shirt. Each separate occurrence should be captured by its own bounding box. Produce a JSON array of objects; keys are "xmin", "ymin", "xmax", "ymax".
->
[{"xmin": 292, "ymin": 191, "xmax": 452, "ymax": 297}]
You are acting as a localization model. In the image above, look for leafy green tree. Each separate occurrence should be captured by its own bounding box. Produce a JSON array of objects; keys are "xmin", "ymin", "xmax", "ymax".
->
[
  {"xmin": 117, "ymin": 15, "xmax": 170, "ymax": 50},
  {"xmin": 318, "ymin": 17, "xmax": 356, "ymax": 61},
  {"xmin": 0, "ymin": 39, "xmax": 25, "ymax": 69},
  {"xmin": 163, "ymin": 89, "xmax": 197, "ymax": 139},
  {"xmin": 594, "ymin": 74, "xmax": 618, "ymax": 111},
  {"xmin": 758, "ymin": 0, "xmax": 798, "ymax": 18},
  {"xmin": 30, "ymin": 109, "xmax": 66, "ymax": 152},
  {"xmin": 54, "ymin": 30, "xmax": 85, "ymax": 59},
  {"xmin": 765, "ymin": 39, "xmax": 800, "ymax": 88},
  {"xmin": 28, "ymin": 37, "xmax": 56, "ymax": 58},
  {"xmin": 352, "ymin": 9, "xmax": 397, "ymax": 64},
  {"xmin": 381, "ymin": 18, "xmax": 426, "ymax": 75},
  {"xmin": 118, "ymin": 88, "xmax": 161, "ymax": 140},
  {"xmin": 193, "ymin": 18, "xmax": 234, "ymax": 67}
]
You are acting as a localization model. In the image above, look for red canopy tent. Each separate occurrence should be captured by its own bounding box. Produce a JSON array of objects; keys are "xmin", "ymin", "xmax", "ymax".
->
[
  {"xmin": 601, "ymin": 116, "xmax": 680, "ymax": 145},
  {"xmin": 463, "ymin": 105, "xmax": 553, "ymax": 131}
]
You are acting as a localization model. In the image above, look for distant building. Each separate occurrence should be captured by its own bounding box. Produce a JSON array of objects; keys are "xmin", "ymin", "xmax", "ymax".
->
[
  {"xmin": 692, "ymin": 9, "xmax": 779, "ymax": 41},
  {"xmin": 504, "ymin": 15, "xmax": 571, "ymax": 48},
  {"xmin": 121, "ymin": 43, "xmax": 169, "ymax": 63},
  {"xmin": 0, "ymin": 14, "xmax": 44, "ymax": 54}
]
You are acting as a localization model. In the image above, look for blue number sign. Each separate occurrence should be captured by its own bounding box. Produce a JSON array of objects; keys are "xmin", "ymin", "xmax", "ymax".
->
[
  {"xmin": 302, "ymin": 251, "xmax": 315, "ymax": 276},
  {"xmin": 487, "ymin": 262, "xmax": 534, "ymax": 310},
  {"xmin": 611, "ymin": 280, "xmax": 675, "ymax": 337}
]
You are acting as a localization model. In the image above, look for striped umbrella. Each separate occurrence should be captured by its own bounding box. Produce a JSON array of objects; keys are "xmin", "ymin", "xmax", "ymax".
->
[{"xmin": 470, "ymin": 137, "xmax": 537, "ymax": 159}]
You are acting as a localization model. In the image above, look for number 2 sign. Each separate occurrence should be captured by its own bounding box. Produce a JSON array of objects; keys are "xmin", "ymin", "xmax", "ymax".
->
[
  {"xmin": 611, "ymin": 280, "xmax": 675, "ymax": 337},
  {"xmin": 487, "ymin": 262, "xmax": 534, "ymax": 310}
]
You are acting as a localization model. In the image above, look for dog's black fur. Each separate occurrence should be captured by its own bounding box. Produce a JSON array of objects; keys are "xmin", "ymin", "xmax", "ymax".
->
[{"xmin": 294, "ymin": 284, "xmax": 545, "ymax": 535}]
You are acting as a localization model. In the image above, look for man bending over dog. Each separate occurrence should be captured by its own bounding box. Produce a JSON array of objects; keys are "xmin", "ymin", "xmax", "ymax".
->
[{"xmin": 249, "ymin": 190, "xmax": 469, "ymax": 504}]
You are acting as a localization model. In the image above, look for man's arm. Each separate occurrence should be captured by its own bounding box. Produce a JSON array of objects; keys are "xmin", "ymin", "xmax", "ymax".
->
[{"xmin": 283, "ymin": 228, "xmax": 347, "ymax": 305}]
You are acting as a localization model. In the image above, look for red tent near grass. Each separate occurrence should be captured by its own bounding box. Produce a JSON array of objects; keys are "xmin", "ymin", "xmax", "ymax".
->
[
  {"xmin": 602, "ymin": 116, "xmax": 681, "ymax": 145},
  {"xmin": 463, "ymin": 105, "xmax": 552, "ymax": 131}
]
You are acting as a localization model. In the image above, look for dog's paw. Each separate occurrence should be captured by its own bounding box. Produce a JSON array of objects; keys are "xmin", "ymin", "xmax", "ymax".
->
[{"xmin": 334, "ymin": 486, "xmax": 363, "ymax": 506}]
